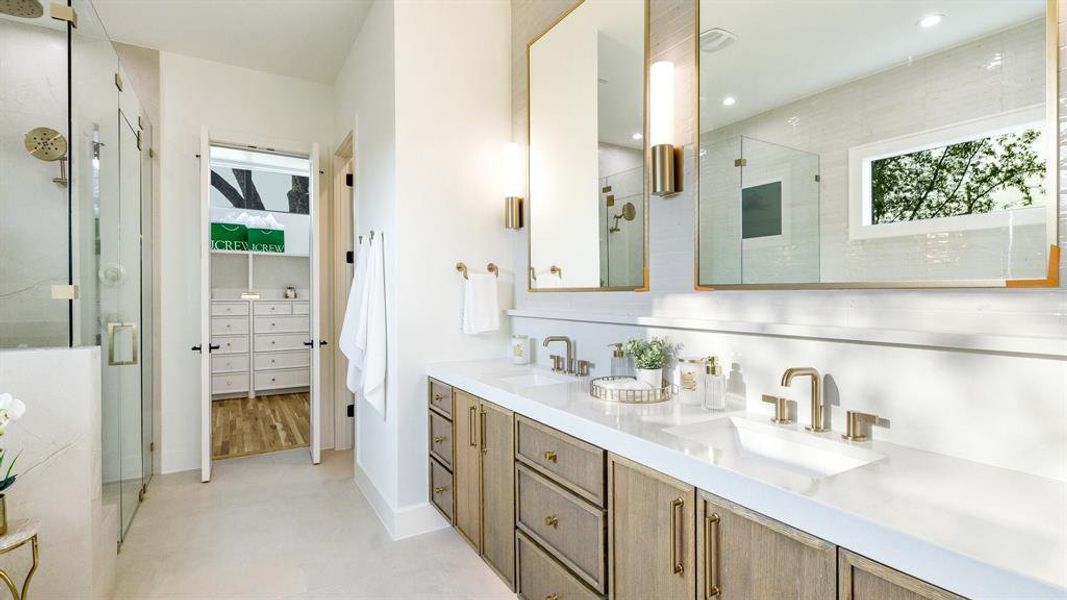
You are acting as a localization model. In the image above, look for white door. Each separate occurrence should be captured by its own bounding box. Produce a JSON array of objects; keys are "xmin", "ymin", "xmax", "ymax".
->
[
  {"xmin": 199, "ymin": 126, "xmax": 212, "ymax": 482},
  {"xmin": 309, "ymin": 143, "xmax": 322, "ymax": 465}
]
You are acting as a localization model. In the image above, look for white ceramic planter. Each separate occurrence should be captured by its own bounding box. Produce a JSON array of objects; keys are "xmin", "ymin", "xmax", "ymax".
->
[{"xmin": 635, "ymin": 367, "xmax": 663, "ymax": 388}]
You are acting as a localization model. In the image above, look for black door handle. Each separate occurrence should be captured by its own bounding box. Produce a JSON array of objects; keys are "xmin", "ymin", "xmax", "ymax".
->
[
  {"xmin": 208, "ymin": 344, "xmax": 221, "ymax": 353},
  {"xmin": 319, "ymin": 340, "xmax": 329, "ymax": 347},
  {"xmin": 304, "ymin": 340, "xmax": 315, "ymax": 347},
  {"xmin": 191, "ymin": 344, "xmax": 202, "ymax": 353}
]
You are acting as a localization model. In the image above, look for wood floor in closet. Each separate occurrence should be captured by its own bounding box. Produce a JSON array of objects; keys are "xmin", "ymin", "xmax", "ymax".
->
[{"xmin": 212, "ymin": 392, "xmax": 310, "ymax": 460}]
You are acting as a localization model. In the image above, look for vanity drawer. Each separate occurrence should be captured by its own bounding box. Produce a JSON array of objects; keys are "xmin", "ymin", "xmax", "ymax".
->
[
  {"xmin": 516, "ymin": 463, "xmax": 607, "ymax": 593},
  {"xmin": 516, "ymin": 415, "xmax": 606, "ymax": 506},
  {"xmin": 428, "ymin": 379, "xmax": 453, "ymax": 418},
  {"xmin": 212, "ymin": 372, "xmax": 249, "ymax": 395},
  {"xmin": 212, "ymin": 335, "xmax": 249, "ymax": 355},
  {"xmin": 292, "ymin": 301, "xmax": 310, "ymax": 315},
  {"xmin": 429, "ymin": 411, "xmax": 453, "ymax": 467},
  {"xmin": 254, "ymin": 315, "xmax": 309, "ymax": 334},
  {"xmin": 429, "ymin": 458, "xmax": 453, "ymax": 522},
  {"xmin": 254, "ymin": 301, "xmax": 292, "ymax": 316},
  {"xmin": 212, "ymin": 316, "xmax": 249, "ymax": 335},
  {"xmin": 212, "ymin": 354, "xmax": 249, "ymax": 374},
  {"xmin": 211, "ymin": 301, "xmax": 248, "ymax": 316},
  {"xmin": 254, "ymin": 350, "xmax": 309, "ymax": 371},
  {"xmin": 255, "ymin": 333, "xmax": 308, "ymax": 352},
  {"xmin": 517, "ymin": 532, "xmax": 602, "ymax": 600},
  {"xmin": 254, "ymin": 367, "xmax": 310, "ymax": 391}
]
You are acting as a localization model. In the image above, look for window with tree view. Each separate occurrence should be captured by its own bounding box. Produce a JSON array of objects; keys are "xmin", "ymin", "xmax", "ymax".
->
[
  {"xmin": 210, "ymin": 167, "xmax": 310, "ymax": 215},
  {"xmin": 870, "ymin": 125, "xmax": 1046, "ymax": 225}
]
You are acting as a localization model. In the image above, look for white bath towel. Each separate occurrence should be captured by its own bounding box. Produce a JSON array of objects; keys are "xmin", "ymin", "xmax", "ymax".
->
[
  {"xmin": 360, "ymin": 236, "xmax": 387, "ymax": 416},
  {"xmin": 462, "ymin": 272, "xmax": 500, "ymax": 335},
  {"xmin": 339, "ymin": 239, "xmax": 369, "ymax": 393}
]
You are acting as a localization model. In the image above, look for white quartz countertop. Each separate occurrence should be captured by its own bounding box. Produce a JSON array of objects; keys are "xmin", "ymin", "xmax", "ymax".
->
[{"xmin": 426, "ymin": 359, "xmax": 1067, "ymax": 599}]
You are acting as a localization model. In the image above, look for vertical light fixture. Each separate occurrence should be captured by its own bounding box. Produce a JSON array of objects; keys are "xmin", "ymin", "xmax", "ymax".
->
[
  {"xmin": 504, "ymin": 142, "xmax": 525, "ymax": 229},
  {"xmin": 649, "ymin": 60, "xmax": 679, "ymax": 196}
]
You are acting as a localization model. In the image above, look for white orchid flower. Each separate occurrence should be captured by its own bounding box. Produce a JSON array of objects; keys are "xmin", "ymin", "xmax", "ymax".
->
[{"xmin": 0, "ymin": 393, "xmax": 26, "ymax": 436}]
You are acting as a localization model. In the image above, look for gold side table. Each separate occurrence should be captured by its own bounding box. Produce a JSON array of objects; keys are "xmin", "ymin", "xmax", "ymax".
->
[{"xmin": 0, "ymin": 520, "xmax": 39, "ymax": 600}]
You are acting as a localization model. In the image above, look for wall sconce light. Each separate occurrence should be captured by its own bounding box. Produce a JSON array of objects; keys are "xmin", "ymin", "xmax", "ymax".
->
[
  {"xmin": 504, "ymin": 142, "xmax": 525, "ymax": 229},
  {"xmin": 649, "ymin": 60, "xmax": 679, "ymax": 196}
]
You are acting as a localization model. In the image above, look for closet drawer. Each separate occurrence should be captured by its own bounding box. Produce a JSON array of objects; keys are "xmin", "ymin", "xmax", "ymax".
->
[
  {"xmin": 254, "ymin": 367, "xmax": 310, "ymax": 390},
  {"xmin": 516, "ymin": 463, "xmax": 607, "ymax": 593},
  {"xmin": 517, "ymin": 532, "xmax": 602, "ymax": 600},
  {"xmin": 254, "ymin": 350, "xmax": 310, "ymax": 371},
  {"xmin": 254, "ymin": 315, "xmax": 309, "ymax": 334},
  {"xmin": 428, "ymin": 379, "xmax": 453, "ymax": 418},
  {"xmin": 212, "ymin": 372, "xmax": 249, "ymax": 395},
  {"xmin": 212, "ymin": 316, "xmax": 249, "ymax": 335},
  {"xmin": 212, "ymin": 354, "xmax": 249, "ymax": 374},
  {"xmin": 292, "ymin": 301, "xmax": 310, "ymax": 315},
  {"xmin": 212, "ymin": 335, "xmax": 249, "ymax": 355},
  {"xmin": 211, "ymin": 301, "xmax": 248, "ymax": 316},
  {"xmin": 429, "ymin": 458, "xmax": 453, "ymax": 522},
  {"xmin": 255, "ymin": 333, "xmax": 308, "ymax": 352},
  {"xmin": 516, "ymin": 415, "xmax": 606, "ymax": 506},
  {"xmin": 429, "ymin": 411, "xmax": 453, "ymax": 468},
  {"xmin": 254, "ymin": 301, "xmax": 292, "ymax": 316}
]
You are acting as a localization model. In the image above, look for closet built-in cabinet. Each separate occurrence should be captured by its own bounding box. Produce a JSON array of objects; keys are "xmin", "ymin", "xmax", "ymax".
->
[
  {"xmin": 426, "ymin": 378, "xmax": 972, "ymax": 600},
  {"xmin": 211, "ymin": 298, "xmax": 311, "ymax": 397}
]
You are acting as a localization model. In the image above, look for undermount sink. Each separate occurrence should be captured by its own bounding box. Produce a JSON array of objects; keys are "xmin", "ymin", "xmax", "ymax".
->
[
  {"xmin": 498, "ymin": 371, "xmax": 572, "ymax": 387},
  {"xmin": 665, "ymin": 417, "xmax": 884, "ymax": 479}
]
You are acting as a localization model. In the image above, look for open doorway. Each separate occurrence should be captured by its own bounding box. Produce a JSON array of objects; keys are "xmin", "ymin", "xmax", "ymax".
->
[{"xmin": 206, "ymin": 144, "xmax": 317, "ymax": 462}]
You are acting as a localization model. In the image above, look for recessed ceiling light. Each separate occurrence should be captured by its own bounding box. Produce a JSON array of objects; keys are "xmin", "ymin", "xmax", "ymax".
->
[
  {"xmin": 917, "ymin": 14, "xmax": 943, "ymax": 28},
  {"xmin": 722, "ymin": 96, "xmax": 737, "ymax": 106},
  {"xmin": 631, "ymin": 132, "xmax": 643, "ymax": 141}
]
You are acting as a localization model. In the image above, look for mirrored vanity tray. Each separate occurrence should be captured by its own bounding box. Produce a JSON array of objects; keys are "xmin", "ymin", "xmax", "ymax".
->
[{"xmin": 589, "ymin": 376, "xmax": 675, "ymax": 404}]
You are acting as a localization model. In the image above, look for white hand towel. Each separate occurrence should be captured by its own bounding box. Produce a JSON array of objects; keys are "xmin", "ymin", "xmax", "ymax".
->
[
  {"xmin": 361, "ymin": 236, "xmax": 387, "ymax": 416},
  {"xmin": 462, "ymin": 273, "xmax": 500, "ymax": 335},
  {"xmin": 339, "ymin": 240, "xmax": 369, "ymax": 393}
]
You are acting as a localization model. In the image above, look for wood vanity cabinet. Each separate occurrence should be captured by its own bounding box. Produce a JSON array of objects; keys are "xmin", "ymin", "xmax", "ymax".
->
[
  {"xmin": 696, "ymin": 491, "xmax": 835, "ymax": 599},
  {"xmin": 452, "ymin": 389, "xmax": 516, "ymax": 589},
  {"xmin": 608, "ymin": 454, "xmax": 696, "ymax": 600},
  {"xmin": 839, "ymin": 549, "xmax": 966, "ymax": 600},
  {"xmin": 427, "ymin": 379, "xmax": 454, "ymax": 522}
]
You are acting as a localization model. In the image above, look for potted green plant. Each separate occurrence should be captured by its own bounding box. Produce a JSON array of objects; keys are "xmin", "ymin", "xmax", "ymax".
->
[
  {"xmin": 625, "ymin": 337, "xmax": 672, "ymax": 388},
  {"xmin": 0, "ymin": 392, "xmax": 25, "ymax": 536}
]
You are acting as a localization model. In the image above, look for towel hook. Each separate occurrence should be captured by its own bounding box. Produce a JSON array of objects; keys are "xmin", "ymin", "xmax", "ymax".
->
[
  {"xmin": 487, "ymin": 263, "xmax": 498, "ymax": 278},
  {"xmin": 455, "ymin": 262, "xmax": 469, "ymax": 279},
  {"xmin": 369, "ymin": 230, "xmax": 376, "ymax": 241},
  {"xmin": 549, "ymin": 265, "xmax": 562, "ymax": 277}
]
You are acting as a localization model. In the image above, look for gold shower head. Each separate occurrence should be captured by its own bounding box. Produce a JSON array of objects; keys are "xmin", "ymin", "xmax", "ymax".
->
[
  {"xmin": 0, "ymin": 0, "xmax": 44, "ymax": 19},
  {"xmin": 24, "ymin": 127, "xmax": 67, "ymax": 162}
]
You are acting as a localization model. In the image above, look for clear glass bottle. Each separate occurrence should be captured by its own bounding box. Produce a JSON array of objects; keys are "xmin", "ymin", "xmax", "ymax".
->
[
  {"xmin": 609, "ymin": 343, "xmax": 630, "ymax": 377},
  {"xmin": 703, "ymin": 356, "xmax": 726, "ymax": 411}
]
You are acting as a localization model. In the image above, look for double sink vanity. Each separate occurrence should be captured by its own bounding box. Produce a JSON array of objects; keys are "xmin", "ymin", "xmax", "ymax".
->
[{"xmin": 424, "ymin": 360, "xmax": 1064, "ymax": 600}]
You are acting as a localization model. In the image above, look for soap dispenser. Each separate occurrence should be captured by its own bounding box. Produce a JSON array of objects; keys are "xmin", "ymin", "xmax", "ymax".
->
[
  {"xmin": 703, "ymin": 356, "xmax": 726, "ymax": 411},
  {"xmin": 609, "ymin": 343, "xmax": 630, "ymax": 377}
]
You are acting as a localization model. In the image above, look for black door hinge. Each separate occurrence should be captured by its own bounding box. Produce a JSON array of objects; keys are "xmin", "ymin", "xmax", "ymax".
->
[
  {"xmin": 346, "ymin": 404, "xmax": 354, "ymax": 418},
  {"xmin": 346, "ymin": 250, "xmax": 354, "ymax": 264},
  {"xmin": 345, "ymin": 173, "xmax": 353, "ymax": 187}
]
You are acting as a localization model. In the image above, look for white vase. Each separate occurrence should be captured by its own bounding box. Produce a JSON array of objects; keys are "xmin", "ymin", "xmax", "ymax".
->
[{"xmin": 635, "ymin": 367, "xmax": 663, "ymax": 388}]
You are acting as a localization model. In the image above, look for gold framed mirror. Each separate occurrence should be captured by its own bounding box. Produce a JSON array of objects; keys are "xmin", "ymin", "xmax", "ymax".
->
[
  {"xmin": 694, "ymin": 0, "xmax": 1060, "ymax": 289},
  {"xmin": 526, "ymin": 0, "xmax": 650, "ymax": 292}
]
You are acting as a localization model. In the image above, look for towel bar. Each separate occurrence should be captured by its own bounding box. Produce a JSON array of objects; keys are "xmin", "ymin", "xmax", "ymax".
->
[{"xmin": 456, "ymin": 262, "xmax": 499, "ymax": 279}]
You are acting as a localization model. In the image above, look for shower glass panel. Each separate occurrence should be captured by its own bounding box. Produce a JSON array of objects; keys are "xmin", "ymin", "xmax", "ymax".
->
[
  {"xmin": 598, "ymin": 164, "xmax": 645, "ymax": 287},
  {"xmin": 0, "ymin": 8, "xmax": 71, "ymax": 348}
]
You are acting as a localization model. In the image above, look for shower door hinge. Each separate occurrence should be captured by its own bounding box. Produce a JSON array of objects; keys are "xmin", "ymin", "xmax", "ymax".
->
[
  {"xmin": 50, "ymin": 284, "xmax": 79, "ymax": 300},
  {"xmin": 137, "ymin": 116, "xmax": 144, "ymax": 130},
  {"xmin": 814, "ymin": 174, "xmax": 821, "ymax": 182},
  {"xmin": 150, "ymin": 442, "xmax": 154, "ymax": 452},
  {"xmin": 114, "ymin": 72, "xmax": 124, "ymax": 92},
  {"xmin": 734, "ymin": 158, "xmax": 747, "ymax": 167},
  {"xmin": 149, "ymin": 148, "xmax": 156, "ymax": 159},
  {"xmin": 50, "ymin": 3, "xmax": 78, "ymax": 28},
  {"xmin": 136, "ymin": 131, "xmax": 143, "ymax": 151}
]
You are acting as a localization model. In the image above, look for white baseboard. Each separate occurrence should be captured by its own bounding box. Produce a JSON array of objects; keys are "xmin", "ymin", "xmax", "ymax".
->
[{"xmin": 354, "ymin": 464, "xmax": 450, "ymax": 540}]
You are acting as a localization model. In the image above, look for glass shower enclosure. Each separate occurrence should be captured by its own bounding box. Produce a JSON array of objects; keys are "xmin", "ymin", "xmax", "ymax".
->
[{"xmin": 0, "ymin": 0, "xmax": 154, "ymax": 544}]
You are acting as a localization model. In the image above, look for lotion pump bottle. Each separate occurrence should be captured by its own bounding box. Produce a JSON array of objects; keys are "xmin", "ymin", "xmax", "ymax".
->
[
  {"xmin": 609, "ymin": 343, "xmax": 629, "ymax": 377},
  {"xmin": 703, "ymin": 356, "xmax": 726, "ymax": 411}
]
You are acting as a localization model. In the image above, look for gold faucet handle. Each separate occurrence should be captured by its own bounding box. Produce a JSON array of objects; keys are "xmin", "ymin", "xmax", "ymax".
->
[
  {"xmin": 576, "ymin": 359, "xmax": 592, "ymax": 377},
  {"xmin": 761, "ymin": 394, "xmax": 793, "ymax": 424},
  {"xmin": 843, "ymin": 410, "xmax": 881, "ymax": 441}
]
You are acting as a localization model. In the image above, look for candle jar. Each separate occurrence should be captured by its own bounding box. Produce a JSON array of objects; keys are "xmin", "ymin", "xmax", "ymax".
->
[
  {"xmin": 676, "ymin": 357, "xmax": 709, "ymax": 405},
  {"xmin": 510, "ymin": 335, "xmax": 531, "ymax": 365}
]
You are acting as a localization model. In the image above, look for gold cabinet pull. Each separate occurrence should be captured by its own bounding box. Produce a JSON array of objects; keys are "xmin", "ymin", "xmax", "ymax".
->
[
  {"xmin": 543, "ymin": 450, "xmax": 558, "ymax": 463},
  {"xmin": 468, "ymin": 406, "xmax": 478, "ymax": 447},
  {"xmin": 704, "ymin": 513, "xmax": 721, "ymax": 598},
  {"xmin": 432, "ymin": 486, "xmax": 447, "ymax": 495},
  {"xmin": 670, "ymin": 497, "xmax": 684, "ymax": 575},
  {"xmin": 433, "ymin": 392, "xmax": 445, "ymax": 402},
  {"xmin": 544, "ymin": 514, "xmax": 559, "ymax": 528},
  {"xmin": 545, "ymin": 595, "xmax": 559, "ymax": 600},
  {"xmin": 479, "ymin": 408, "xmax": 488, "ymax": 455},
  {"xmin": 432, "ymin": 435, "xmax": 446, "ymax": 445}
]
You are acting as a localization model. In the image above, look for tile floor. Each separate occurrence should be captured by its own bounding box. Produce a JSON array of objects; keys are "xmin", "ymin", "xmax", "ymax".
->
[{"xmin": 114, "ymin": 449, "xmax": 514, "ymax": 599}]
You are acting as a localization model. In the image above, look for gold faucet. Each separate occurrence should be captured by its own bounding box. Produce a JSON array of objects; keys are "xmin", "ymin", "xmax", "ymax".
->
[
  {"xmin": 781, "ymin": 367, "xmax": 827, "ymax": 432},
  {"xmin": 543, "ymin": 336, "xmax": 575, "ymax": 374}
]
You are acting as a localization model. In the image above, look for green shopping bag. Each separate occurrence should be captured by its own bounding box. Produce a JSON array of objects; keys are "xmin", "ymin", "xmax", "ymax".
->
[
  {"xmin": 248, "ymin": 228, "xmax": 285, "ymax": 253},
  {"xmin": 211, "ymin": 223, "xmax": 249, "ymax": 252}
]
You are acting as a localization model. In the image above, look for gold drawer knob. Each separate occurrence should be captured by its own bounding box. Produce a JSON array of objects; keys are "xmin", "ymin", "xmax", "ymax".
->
[
  {"xmin": 433, "ymin": 486, "xmax": 447, "ymax": 495},
  {"xmin": 544, "ymin": 515, "xmax": 558, "ymax": 528},
  {"xmin": 543, "ymin": 450, "xmax": 558, "ymax": 463},
  {"xmin": 433, "ymin": 393, "xmax": 445, "ymax": 401},
  {"xmin": 432, "ymin": 436, "xmax": 446, "ymax": 444}
]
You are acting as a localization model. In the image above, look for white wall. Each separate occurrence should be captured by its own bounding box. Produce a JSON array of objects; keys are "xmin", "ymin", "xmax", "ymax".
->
[
  {"xmin": 333, "ymin": 0, "xmax": 513, "ymax": 538},
  {"xmin": 158, "ymin": 52, "xmax": 335, "ymax": 473}
]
